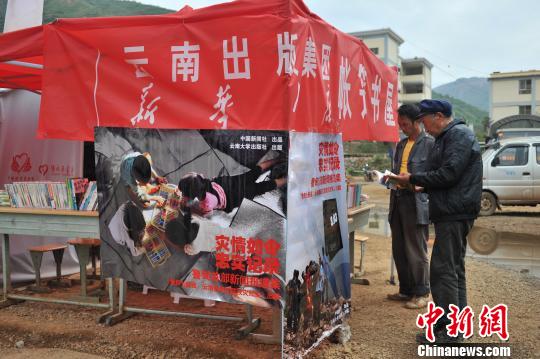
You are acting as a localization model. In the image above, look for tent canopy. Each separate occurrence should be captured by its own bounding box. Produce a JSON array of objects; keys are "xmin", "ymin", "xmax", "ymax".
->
[{"xmin": 0, "ymin": 0, "xmax": 399, "ymax": 142}]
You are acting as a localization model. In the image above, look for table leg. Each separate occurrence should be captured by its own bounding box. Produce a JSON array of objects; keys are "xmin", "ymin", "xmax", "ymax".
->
[
  {"xmin": 236, "ymin": 304, "xmax": 261, "ymax": 339},
  {"xmin": 2, "ymin": 234, "xmax": 11, "ymax": 298},
  {"xmin": 0, "ymin": 234, "xmax": 22, "ymax": 309},
  {"xmin": 350, "ymin": 231, "xmax": 370, "ymax": 286},
  {"xmin": 250, "ymin": 305, "xmax": 282, "ymax": 344},
  {"xmin": 70, "ymin": 244, "xmax": 100, "ymax": 303},
  {"xmin": 105, "ymin": 278, "xmax": 135, "ymax": 326},
  {"xmin": 348, "ymin": 231, "xmax": 355, "ymax": 275},
  {"xmin": 75, "ymin": 244, "xmax": 90, "ymax": 297},
  {"xmin": 98, "ymin": 278, "xmax": 117, "ymax": 324}
]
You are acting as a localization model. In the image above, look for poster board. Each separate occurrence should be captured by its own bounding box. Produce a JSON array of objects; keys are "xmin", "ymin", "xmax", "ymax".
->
[{"xmin": 95, "ymin": 128, "xmax": 350, "ymax": 357}]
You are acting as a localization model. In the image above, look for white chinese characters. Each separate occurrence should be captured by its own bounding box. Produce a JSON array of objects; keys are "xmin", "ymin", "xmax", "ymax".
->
[
  {"xmin": 223, "ymin": 36, "xmax": 251, "ymax": 80},
  {"xmin": 358, "ymin": 64, "xmax": 368, "ymax": 119},
  {"xmin": 371, "ymin": 75, "xmax": 382, "ymax": 123},
  {"xmin": 301, "ymin": 37, "xmax": 317, "ymax": 78},
  {"xmin": 131, "ymin": 83, "xmax": 161, "ymax": 126},
  {"xmin": 321, "ymin": 44, "xmax": 332, "ymax": 123},
  {"xmin": 384, "ymin": 82, "xmax": 395, "ymax": 126},
  {"xmin": 338, "ymin": 56, "xmax": 351, "ymax": 120},
  {"xmin": 321, "ymin": 44, "xmax": 331, "ymax": 81},
  {"xmin": 210, "ymin": 85, "xmax": 233, "ymax": 129},
  {"xmin": 124, "ymin": 46, "xmax": 150, "ymax": 78},
  {"xmin": 171, "ymin": 41, "xmax": 200, "ymax": 83},
  {"xmin": 277, "ymin": 32, "xmax": 298, "ymax": 76}
]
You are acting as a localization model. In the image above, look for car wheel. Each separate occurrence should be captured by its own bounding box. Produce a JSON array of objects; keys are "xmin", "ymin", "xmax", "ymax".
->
[
  {"xmin": 468, "ymin": 227, "xmax": 498, "ymax": 255},
  {"xmin": 479, "ymin": 191, "xmax": 497, "ymax": 216}
]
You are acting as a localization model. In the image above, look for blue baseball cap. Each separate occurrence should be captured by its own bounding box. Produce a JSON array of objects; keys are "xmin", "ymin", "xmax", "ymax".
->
[{"xmin": 416, "ymin": 99, "xmax": 452, "ymax": 119}]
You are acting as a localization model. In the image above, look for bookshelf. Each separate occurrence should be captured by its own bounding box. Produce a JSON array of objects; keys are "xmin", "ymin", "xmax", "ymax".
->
[{"xmin": 0, "ymin": 207, "xmax": 98, "ymax": 217}]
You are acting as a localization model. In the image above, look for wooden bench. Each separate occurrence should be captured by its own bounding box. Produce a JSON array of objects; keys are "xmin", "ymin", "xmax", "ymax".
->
[
  {"xmin": 354, "ymin": 235, "xmax": 369, "ymax": 276},
  {"xmin": 67, "ymin": 238, "xmax": 101, "ymax": 300},
  {"xmin": 28, "ymin": 243, "xmax": 68, "ymax": 293}
]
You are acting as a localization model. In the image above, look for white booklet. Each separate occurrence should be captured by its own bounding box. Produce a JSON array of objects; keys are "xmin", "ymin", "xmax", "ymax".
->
[{"xmin": 373, "ymin": 170, "xmax": 398, "ymax": 190}]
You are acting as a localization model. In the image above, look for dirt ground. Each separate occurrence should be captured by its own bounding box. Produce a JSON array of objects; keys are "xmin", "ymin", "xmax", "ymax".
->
[{"xmin": 0, "ymin": 181, "xmax": 539, "ymax": 358}]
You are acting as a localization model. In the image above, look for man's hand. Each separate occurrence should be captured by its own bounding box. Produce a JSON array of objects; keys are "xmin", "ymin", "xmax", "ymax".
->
[
  {"xmin": 184, "ymin": 244, "xmax": 196, "ymax": 256},
  {"xmin": 389, "ymin": 173, "xmax": 411, "ymax": 185},
  {"xmin": 156, "ymin": 176, "xmax": 168, "ymax": 184},
  {"xmin": 153, "ymin": 196, "xmax": 166, "ymax": 207},
  {"xmin": 147, "ymin": 184, "xmax": 160, "ymax": 195},
  {"xmin": 414, "ymin": 186, "xmax": 424, "ymax": 193}
]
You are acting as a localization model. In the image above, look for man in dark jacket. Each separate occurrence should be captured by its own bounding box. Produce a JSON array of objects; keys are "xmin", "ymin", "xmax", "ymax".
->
[
  {"xmin": 387, "ymin": 104, "xmax": 434, "ymax": 310},
  {"xmin": 391, "ymin": 99, "xmax": 482, "ymax": 343}
]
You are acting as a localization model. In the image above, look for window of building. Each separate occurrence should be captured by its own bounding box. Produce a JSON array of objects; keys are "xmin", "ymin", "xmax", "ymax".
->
[
  {"xmin": 494, "ymin": 145, "xmax": 529, "ymax": 166},
  {"xmin": 519, "ymin": 105, "xmax": 531, "ymax": 115},
  {"xmin": 369, "ymin": 47, "xmax": 379, "ymax": 55},
  {"xmin": 403, "ymin": 83, "xmax": 423, "ymax": 94},
  {"xmin": 403, "ymin": 66, "xmax": 423, "ymax": 76},
  {"xmin": 519, "ymin": 79, "xmax": 532, "ymax": 94}
]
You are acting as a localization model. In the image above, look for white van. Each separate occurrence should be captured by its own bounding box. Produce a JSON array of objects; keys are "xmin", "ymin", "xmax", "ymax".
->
[{"xmin": 480, "ymin": 136, "xmax": 540, "ymax": 215}]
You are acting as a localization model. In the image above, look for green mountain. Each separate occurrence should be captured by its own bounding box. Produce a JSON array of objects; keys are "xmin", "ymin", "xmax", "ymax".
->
[
  {"xmin": 1, "ymin": 0, "xmax": 173, "ymax": 32},
  {"xmin": 433, "ymin": 77, "xmax": 489, "ymax": 111},
  {"xmin": 432, "ymin": 90, "xmax": 489, "ymax": 139}
]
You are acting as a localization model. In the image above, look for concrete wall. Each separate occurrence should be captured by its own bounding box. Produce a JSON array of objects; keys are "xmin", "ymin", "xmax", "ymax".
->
[
  {"xmin": 490, "ymin": 75, "xmax": 539, "ymax": 123},
  {"xmin": 361, "ymin": 38, "xmax": 385, "ymax": 61}
]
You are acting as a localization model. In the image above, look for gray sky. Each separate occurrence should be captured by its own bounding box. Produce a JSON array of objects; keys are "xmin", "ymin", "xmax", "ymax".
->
[{"xmin": 132, "ymin": 0, "xmax": 540, "ymax": 87}]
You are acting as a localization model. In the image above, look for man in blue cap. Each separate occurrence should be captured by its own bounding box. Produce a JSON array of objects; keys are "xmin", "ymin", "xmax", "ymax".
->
[{"xmin": 389, "ymin": 99, "xmax": 482, "ymax": 343}]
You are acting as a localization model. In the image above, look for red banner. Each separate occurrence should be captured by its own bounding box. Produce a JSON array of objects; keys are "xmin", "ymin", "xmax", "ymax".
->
[{"xmin": 0, "ymin": 0, "xmax": 399, "ymax": 142}]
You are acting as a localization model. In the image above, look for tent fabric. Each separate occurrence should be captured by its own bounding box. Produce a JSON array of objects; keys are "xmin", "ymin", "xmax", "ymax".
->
[
  {"xmin": 0, "ymin": 25, "xmax": 44, "ymax": 61},
  {"xmin": 0, "ymin": 56, "xmax": 43, "ymax": 91},
  {"xmin": 0, "ymin": 0, "xmax": 399, "ymax": 142}
]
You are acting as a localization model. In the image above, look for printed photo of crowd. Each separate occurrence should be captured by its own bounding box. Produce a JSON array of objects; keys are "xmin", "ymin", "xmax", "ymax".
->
[{"xmin": 284, "ymin": 247, "xmax": 351, "ymax": 355}]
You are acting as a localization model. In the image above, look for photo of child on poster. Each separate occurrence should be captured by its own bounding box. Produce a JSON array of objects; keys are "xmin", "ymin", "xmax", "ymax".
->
[
  {"xmin": 284, "ymin": 133, "xmax": 351, "ymax": 358},
  {"xmin": 95, "ymin": 128, "xmax": 288, "ymax": 308}
]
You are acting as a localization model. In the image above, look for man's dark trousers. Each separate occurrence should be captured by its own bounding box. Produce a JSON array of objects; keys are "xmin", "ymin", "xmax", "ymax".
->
[
  {"xmin": 390, "ymin": 191, "xmax": 430, "ymax": 297},
  {"xmin": 431, "ymin": 219, "xmax": 474, "ymax": 329}
]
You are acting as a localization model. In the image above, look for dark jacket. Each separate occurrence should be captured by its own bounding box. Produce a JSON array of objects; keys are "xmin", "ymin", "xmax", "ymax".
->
[
  {"xmin": 389, "ymin": 132, "xmax": 434, "ymax": 225},
  {"xmin": 410, "ymin": 119, "xmax": 482, "ymax": 223}
]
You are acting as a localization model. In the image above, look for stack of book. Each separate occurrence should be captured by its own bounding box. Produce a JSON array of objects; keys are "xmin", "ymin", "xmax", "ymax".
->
[
  {"xmin": 4, "ymin": 178, "xmax": 98, "ymax": 211},
  {"xmin": 0, "ymin": 190, "xmax": 10, "ymax": 207},
  {"xmin": 347, "ymin": 182, "xmax": 364, "ymax": 208},
  {"xmin": 79, "ymin": 181, "xmax": 98, "ymax": 211}
]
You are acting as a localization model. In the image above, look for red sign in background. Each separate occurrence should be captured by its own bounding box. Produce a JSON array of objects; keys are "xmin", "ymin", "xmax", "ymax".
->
[{"xmin": 0, "ymin": 0, "xmax": 399, "ymax": 142}]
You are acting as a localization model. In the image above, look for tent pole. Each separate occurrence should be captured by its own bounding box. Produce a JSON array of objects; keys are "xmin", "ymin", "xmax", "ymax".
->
[{"xmin": 2, "ymin": 60, "xmax": 43, "ymax": 69}]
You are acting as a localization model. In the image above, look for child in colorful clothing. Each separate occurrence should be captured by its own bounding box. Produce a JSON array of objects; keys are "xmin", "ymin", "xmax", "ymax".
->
[
  {"xmin": 119, "ymin": 151, "xmax": 167, "ymax": 208},
  {"xmin": 178, "ymin": 158, "xmax": 286, "ymax": 215}
]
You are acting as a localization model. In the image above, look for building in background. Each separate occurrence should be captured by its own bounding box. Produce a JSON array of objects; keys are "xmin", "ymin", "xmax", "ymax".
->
[
  {"xmin": 488, "ymin": 70, "xmax": 540, "ymax": 137},
  {"xmin": 400, "ymin": 57, "xmax": 433, "ymax": 104},
  {"xmin": 349, "ymin": 28, "xmax": 403, "ymax": 67},
  {"xmin": 350, "ymin": 28, "xmax": 432, "ymax": 105}
]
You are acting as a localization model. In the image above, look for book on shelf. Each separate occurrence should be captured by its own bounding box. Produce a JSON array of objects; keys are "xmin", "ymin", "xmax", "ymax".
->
[
  {"xmin": 0, "ymin": 190, "xmax": 11, "ymax": 207},
  {"xmin": 79, "ymin": 181, "xmax": 98, "ymax": 211},
  {"xmin": 3, "ymin": 179, "xmax": 97, "ymax": 211},
  {"xmin": 346, "ymin": 182, "xmax": 366, "ymax": 209}
]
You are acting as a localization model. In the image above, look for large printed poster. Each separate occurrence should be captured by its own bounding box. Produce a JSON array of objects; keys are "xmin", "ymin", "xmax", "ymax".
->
[
  {"xmin": 95, "ymin": 128, "xmax": 287, "ymax": 307},
  {"xmin": 284, "ymin": 132, "xmax": 351, "ymax": 358}
]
